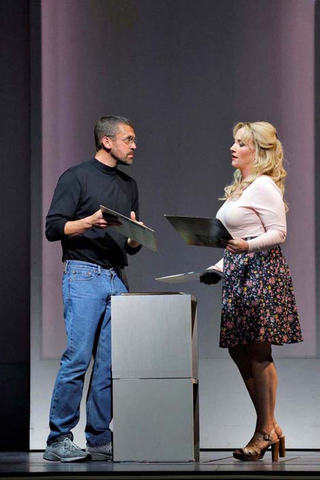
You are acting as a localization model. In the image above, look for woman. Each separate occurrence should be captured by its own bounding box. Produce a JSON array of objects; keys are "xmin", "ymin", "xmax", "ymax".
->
[{"xmin": 200, "ymin": 121, "xmax": 302, "ymax": 462}]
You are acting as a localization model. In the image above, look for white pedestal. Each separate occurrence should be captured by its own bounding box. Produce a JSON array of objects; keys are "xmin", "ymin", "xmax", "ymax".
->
[{"xmin": 111, "ymin": 293, "xmax": 199, "ymax": 462}]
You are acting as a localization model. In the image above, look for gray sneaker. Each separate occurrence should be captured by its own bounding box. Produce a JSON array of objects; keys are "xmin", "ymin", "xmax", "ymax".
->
[
  {"xmin": 43, "ymin": 437, "xmax": 91, "ymax": 462},
  {"xmin": 86, "ymin": 442, "xmax": 112, "ymax": 461}
]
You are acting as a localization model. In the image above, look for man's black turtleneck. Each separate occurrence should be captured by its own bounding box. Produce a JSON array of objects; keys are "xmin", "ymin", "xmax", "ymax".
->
[{"xmin": 46, "ymin": 158, "xmax": 141, "ymax": 268}]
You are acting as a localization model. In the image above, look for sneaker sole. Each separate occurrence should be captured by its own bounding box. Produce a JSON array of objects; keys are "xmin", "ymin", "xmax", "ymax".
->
[
  {"xmin": 43, "ymin": 451, "xmax": 91, "ymax": 463},
  {"xmin": 87, "ymin": 452, "xmax": 112, "ymax": 461}
]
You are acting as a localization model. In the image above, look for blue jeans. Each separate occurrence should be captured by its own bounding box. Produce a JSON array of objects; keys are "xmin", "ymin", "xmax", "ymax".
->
[{"xmin": 47, "ymin": 260, "xmax": 128, "ymax": 446}]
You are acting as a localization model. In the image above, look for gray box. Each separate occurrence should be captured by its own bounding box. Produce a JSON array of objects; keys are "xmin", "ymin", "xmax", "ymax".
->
[
  {"xmin": 111, "ymin": 294, "xmax": 199, "ymax": 462},
  {"xmin": 113, "ymin": 378, "xmax": 199, "ymax": 462},
  {"xmin": 111, "ymin": 294, "xmax": 198, "ymax": 379}
]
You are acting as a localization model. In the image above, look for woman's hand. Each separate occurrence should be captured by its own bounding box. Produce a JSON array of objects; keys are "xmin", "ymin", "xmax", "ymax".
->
[
  {"xmin": 225, "ymin": 238, "xmax": 249, "ymax": 254},
  {"xmin": 200, "ymin": 268, "xmax": 222, "ymax": 285}
]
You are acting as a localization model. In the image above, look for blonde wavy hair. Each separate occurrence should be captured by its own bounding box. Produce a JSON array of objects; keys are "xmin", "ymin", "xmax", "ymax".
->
[{"xmin": 222, "ymin": 121, "xmax": 288, "ymax": 209}]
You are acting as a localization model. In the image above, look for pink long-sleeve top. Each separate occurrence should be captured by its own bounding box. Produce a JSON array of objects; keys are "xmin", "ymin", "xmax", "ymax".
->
[{"xmin": 213, "ymin": 175, "xmax": 287, "ymax": 272}]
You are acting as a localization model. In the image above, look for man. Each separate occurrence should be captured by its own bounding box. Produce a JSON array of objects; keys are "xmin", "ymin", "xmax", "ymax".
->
[{"xmin": 43, "ymin": 116, "xmax": 142, "ymax": 462}]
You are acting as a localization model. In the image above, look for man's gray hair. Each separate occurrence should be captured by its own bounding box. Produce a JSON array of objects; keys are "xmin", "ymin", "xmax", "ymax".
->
[{"xmin": 94, "ymin": 115, "xmax": 134, "ymax": 151}]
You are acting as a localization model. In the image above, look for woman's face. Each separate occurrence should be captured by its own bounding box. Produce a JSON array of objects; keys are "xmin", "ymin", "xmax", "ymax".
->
[{"xmin": 230, "ymin": 127, "xmax": 255, "ymax": 177}]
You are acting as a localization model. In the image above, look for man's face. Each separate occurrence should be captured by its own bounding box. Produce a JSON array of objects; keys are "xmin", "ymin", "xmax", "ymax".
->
[{"xmin": 108, "ymin": 124, "xmax": 137, "ymax": 166}]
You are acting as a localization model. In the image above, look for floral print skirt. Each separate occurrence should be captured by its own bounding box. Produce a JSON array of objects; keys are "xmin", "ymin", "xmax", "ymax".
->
[{"xmin": 220, "ymin": 245, "xmax": 303, "ymax": 348}]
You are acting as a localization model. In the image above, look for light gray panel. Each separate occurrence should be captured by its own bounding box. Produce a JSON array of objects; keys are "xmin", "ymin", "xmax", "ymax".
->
[
  {"xmin": 112, "ymin": 294, "xmax": 197, "ymax": 378},
  {"xmin": 113, "ymin": 378, "xmax": 199, "ymax": 462},
  {"xmin": 200, "ymin": 358, "xmax": 320, "ymax": 449}
]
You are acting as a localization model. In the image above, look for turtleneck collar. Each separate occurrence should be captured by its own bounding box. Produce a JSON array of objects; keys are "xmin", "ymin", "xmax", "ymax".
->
[{"xmin": 91, "ymin": 158, "xmax": 118, "ymax": 175}]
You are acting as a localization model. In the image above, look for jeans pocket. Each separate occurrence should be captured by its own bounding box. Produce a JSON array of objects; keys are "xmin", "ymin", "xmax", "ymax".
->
[{"xmin": 70, "ymin": 267, "xmax": 96, "ymax": 282}]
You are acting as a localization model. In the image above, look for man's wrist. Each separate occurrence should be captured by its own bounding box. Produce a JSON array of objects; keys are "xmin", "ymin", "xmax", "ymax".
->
[
  {"xmin": 82, "ymin": 216, "xmax": 93, "ymax": 229},
  {"xmin": 64, "ymin": 217, "xmax": 93, "ymax": 236},
  {"xmin": 127, "ymin": 238, "xmax": 140, "ymax": 249}
]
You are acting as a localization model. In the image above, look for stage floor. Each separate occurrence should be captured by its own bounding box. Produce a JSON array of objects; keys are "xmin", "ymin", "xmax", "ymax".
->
[{"xmin": 0, "ymin": 450, "xmax": 320, "ymax": 479}]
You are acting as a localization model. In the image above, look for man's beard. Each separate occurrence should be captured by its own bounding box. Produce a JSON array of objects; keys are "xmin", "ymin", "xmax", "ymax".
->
[{"xmin": 116, "ymin": 157, "xmax": 131, "ymax": 166}]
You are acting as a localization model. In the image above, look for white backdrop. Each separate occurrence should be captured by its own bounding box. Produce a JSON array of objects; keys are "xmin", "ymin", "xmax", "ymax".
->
[{"xmin": 31, "ymin": 0, "xmax": 319, "ymax": 449}]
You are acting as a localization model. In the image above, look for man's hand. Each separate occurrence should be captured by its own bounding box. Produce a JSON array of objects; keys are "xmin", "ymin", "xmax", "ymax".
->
[
  {"xmin": 225, "ymin": 238, "xmax": 249, "ymax": 254},
  {"xmin": 64, "ymin": 208, "xmax": 121, "ymax": 237},
  {"xmin": 89, "ymin": 209, "xmax": 121, "ymax": 228},
  {"xmin": 127, "ymin": 211, "xmax": 144, "ymax": 248},
  {"xmin": 200, "ymin": 268, "xmax": 222, "ymax": 285}
]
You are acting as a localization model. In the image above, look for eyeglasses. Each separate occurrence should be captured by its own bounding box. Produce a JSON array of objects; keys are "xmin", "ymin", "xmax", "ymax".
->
[{"xmin": 107, "ymin": 135, "xmax": 138, "ymax": 146}]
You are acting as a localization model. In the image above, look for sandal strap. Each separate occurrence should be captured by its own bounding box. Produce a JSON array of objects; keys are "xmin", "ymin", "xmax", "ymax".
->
[{"xmin": 241, "ymin": 428, "xmax": 277, "ymax": 454}]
